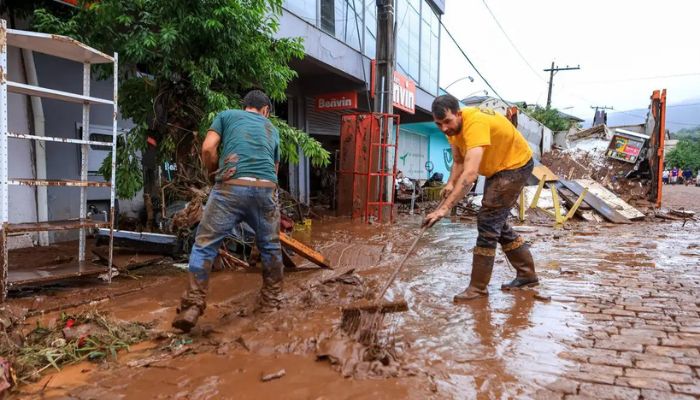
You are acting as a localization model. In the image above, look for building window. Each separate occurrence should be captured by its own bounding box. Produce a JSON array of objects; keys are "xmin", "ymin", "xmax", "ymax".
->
[
  {"xmin": 320, "ymin": 0, "xmax": 362, "ymax": 50},
  {"xmin": 284, "ymin": 0, "xmax": 317, "ymax": 25},
  {"xmin": 420, "ymin": 2, "xmax": 439, "ymax": 94},
  {"xmin": 395, "ymin": 0, "xmax": 421, "ymax": 85},
  {"xmin": 364, "ymin": 0, "xmax": 376, "ymax": 58}
]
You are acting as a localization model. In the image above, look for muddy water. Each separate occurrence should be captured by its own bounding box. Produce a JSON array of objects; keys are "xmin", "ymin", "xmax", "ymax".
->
[{"xmin": 15, "ymin": 216, "xmax": 700, "ymax": 399}]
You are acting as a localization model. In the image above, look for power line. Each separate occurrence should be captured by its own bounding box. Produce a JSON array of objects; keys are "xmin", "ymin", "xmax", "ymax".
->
[
  {"xmin": 438, "ymin": 17, "xmax": 509, "ymax": 105},
  {"xmin": 481, "ymin": 0, "xmax": 545, "ymax": 83},
  {"xmin": 667, "ymin": 102, "xmax": 700, "ymax": 108},
  {"xmin": 574, "ymin": 72, "xmax": 700, "ymax": 85}
]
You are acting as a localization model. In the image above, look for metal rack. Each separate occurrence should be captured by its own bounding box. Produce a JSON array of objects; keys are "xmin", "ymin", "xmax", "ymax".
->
[
  {"xmin": 0, "ymin": 20, "xmax": 118, "ymax": 300},
  {"xmin": 337, "ymin": 113, "xmax": 399, "ymax": 223}
]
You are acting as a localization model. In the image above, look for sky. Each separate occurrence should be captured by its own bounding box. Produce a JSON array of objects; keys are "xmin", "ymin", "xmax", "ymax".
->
[{"xmin": 439, "ymin": 0, "xmax": 700, "ymax": 121}]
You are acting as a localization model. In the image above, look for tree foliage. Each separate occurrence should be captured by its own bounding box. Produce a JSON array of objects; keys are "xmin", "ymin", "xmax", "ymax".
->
[
  {"xmin": 666, "ymin": 138, "xmax": 700, "ymax": 172},
  {"xmin": 522, "ymin": 106, "xmax": 578, "ymax": 132},
  {"xmin": 672, "ymin": 126, "xmax": 700, "ymax": 140},
  {"xmin": 33, "ymin": 0, "xmax": 329, "ymax": 199}
]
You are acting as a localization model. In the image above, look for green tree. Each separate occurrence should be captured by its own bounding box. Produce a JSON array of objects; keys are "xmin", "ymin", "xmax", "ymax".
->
[
  {"xmin": 672, "ymin": 126, "xmax": 700, "ymax": 140},
  {"xmin": 522, "ymin": 106, "xmax": 576, "ymax": 132},
  {"xmin": 666, "ymin": 138, "xmax": 700, "ymax": 172},
  {"xmin": 33, "ymin": 0, "xmax": 330, "ymax": 199}
]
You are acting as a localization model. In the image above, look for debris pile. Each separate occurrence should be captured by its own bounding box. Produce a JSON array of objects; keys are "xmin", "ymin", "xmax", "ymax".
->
[
  {"xmin": 0, "ymin": 309, "xmax": 149, "ymax": 387},
  {"xmin": 542, "ymin": 125, "xmax": 652, "ymax": 208}
]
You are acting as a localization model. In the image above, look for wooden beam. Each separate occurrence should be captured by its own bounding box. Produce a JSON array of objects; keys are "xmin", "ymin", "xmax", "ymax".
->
[{"xmin": 280, "ymin": 232, "xmax": 333, "ymax": 269}]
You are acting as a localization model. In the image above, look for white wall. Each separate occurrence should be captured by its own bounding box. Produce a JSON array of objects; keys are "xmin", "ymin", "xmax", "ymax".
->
[{"xmin": 6, "ymin": 46, "xmax": 37, "ymax": 226}]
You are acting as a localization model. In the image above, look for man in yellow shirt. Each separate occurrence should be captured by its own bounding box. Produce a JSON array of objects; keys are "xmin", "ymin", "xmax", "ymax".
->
[{"xmin": 423, "ymin": 94, "xmax": 538, "ymax": 302}]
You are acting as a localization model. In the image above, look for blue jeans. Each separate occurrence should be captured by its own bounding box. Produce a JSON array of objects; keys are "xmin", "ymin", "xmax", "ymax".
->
[{"xmin": 188, "ymin": 183, "xmax": 283, "ymax": 285}]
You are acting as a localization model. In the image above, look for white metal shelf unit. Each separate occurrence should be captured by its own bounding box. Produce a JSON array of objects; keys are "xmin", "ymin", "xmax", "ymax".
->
[{"xmin": 0, "ymin": 20, "xmax": 119, "ymax": 300}]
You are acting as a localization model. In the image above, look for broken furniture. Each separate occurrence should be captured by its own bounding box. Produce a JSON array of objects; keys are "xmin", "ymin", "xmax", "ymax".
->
[{"xmin": 0, "ymin": 21, "xmax": 119, "ymax": 300}]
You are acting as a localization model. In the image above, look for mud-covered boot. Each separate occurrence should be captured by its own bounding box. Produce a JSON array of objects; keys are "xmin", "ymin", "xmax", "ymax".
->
[
  {"xmin": 454, "ymin": 249, "xmax": 495, "ymax": 303},
  {"xmin": 172, "ymin": 266, "xmax": 211, "ymax": 332},
  {"xmin": 501, "ymin": 238, "xmax": 538, "ymax": 290},
  {"xmin": 257, "ymin": 261, "xmax": 284, "ymax": 313}
]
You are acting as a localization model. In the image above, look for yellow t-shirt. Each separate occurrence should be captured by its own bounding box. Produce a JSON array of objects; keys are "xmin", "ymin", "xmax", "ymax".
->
[{"xmin": 447, "ymin": 107, "xmax": 533, "ymax": 178}]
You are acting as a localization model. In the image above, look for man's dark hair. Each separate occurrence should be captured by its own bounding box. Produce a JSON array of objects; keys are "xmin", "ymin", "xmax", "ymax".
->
[
  {"xmin": 243, "ymin": 90, "xmax": 272, "ymax": 110},
  {"xmin": 431, "ymin": 94, "xmax": 460, "ymax": 119}
]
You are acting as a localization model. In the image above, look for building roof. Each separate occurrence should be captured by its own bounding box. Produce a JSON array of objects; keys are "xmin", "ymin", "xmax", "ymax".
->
[
  {"xmin": 555, "ymin": 110, "xmax": 585, "ymax": 123},
  {"xmin": 460, "ymin": 95, "xmax": 492, "ymax": 106}
]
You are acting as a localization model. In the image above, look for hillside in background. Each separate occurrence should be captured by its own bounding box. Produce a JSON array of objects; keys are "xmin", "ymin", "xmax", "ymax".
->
[{"xmin": 584, "ymin": 98, "xmax": 700, "ymax": 133}]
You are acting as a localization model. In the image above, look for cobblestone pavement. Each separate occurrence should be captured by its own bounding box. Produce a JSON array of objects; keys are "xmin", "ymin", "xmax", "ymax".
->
[{"xmin": 531, "ymin": 221, "xmax": 700, "ymax": 400}]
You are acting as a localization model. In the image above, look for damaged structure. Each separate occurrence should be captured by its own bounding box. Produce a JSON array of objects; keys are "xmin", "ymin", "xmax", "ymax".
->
[
  {"xmin": 542, "ymin": 90, "xmax": 667, "ymax": 211},
  {"xmin": 0, "ymin": 21, "xmax": 119, "ymax": 299}
]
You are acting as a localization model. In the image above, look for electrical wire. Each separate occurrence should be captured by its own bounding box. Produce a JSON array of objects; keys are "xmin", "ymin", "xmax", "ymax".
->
[
  {"xmin": 438, "ymin": 16, "xmax": 510, "ymax": 106},
  {"xmin": 441, "ymin": 5, "xmax": 699, "ymax": 128},
  {"xmin": 574, "ymin": 72, "xmax": 700, "ymax": 85},
  {"xmin": 481, "ymin": 0, "xmax": 546, "ymax": 84}
]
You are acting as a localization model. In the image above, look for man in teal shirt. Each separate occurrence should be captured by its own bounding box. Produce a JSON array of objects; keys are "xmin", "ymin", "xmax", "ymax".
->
[{"xmin": 172, "ymin": 90, "xmax": 284, "ymax": 332}]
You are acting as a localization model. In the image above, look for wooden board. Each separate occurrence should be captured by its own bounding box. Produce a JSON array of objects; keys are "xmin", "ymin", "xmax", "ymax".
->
[
  {"xmin": 280, "ymin": 232, "xmax": 333, "ymax": 269},
  {"xmin": 559, "ymin": 179, "xmax": 631, "ymax": 224},
  {"xmin": 92, "ymin": 247, "xmax": 165, "ymax": 270},
  {"xmin": 574, "ymin": 179, "xmax": 645, "ymax": 220},
  {"xmin": 532, "ymin": 165, "xmax": 559, "ymax": 182}
]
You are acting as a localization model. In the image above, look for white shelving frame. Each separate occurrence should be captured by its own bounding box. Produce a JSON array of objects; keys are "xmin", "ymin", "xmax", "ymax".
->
[{"xmin": 0, "ymin": 20, "xmax": 118, "ymax": 300}]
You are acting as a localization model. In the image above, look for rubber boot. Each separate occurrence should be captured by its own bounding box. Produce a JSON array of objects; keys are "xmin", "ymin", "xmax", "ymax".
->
[
  {"xmin": 454, "ymin": 249, "xmax": 495, "ymax": 303},
  {"xmin": 257, "ymin": 261, "xmax": 284, "ymax": 313},
  {"xmin": 172, "ymin": 262, "xmax": 212, "ymax": 332},
  {"xmin": 501, "ymin": 239, "xmax": 538, "ymax": 290}
]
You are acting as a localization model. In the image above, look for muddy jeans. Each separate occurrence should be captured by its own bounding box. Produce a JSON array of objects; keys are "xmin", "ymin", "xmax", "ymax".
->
[
  {"xmin": 183, "ymin": 183, "xmax": 283, "ymax": 310},
  {"xmin": 476, "ymin": 159, "xmax": 534, "ymax": 253}
]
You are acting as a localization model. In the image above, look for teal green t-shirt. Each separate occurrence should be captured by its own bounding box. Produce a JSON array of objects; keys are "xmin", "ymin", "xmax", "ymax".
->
[{"xmin": 209, "ymin": 109, "xmax": 280, "ymax": 183}]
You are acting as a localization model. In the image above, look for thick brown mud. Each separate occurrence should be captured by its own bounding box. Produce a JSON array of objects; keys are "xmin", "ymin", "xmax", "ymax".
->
[{"xmin": 10, "ymin": 207, "xmax": 700, "ymax": 399}]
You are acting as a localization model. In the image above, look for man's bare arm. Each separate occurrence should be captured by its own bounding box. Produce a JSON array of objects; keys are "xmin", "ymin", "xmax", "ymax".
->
[
  {"xmin": 440, "ymin": 146, "xmax": 483, "ymax": 211},
  {"xmin": 202, "ymin": 130, "xmax": 221, "ymax": 181}
]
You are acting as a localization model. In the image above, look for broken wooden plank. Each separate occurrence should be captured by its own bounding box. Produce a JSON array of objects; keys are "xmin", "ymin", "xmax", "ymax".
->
[
  {"xmin": 532, "ymin": 165, "xmax": 558, "ymax": 182},
  {"xmin": 558, "ymin": 179, "xmax": 631, "ymax": 224},
  {"xmin": 574, "ymin": 179, "xmax": 645, "ymax": 220},
  {"xmin": 279, "ymin": 232, "xmax": 333, "ymax": 269},
  {"xmin": 92, "ymin": 247, "xmax": 165, "ymax": 270}
]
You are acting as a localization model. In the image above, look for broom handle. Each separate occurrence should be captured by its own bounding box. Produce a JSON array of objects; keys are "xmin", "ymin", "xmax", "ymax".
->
[
  {"xmin": 375, "ymin": 223, "xmax": 430, "ymax": 302},
  {"xmin": 375, "ymin": 182, "xmax": 474, "ymax": 302}
]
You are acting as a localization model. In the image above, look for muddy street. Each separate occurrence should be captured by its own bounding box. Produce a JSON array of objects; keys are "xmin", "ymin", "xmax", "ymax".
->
[{"xmin": 7, "ymin": 188, "xmax": 698, "ymax": 399}]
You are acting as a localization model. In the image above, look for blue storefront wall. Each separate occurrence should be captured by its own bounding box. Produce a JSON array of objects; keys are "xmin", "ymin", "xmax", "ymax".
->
[{"xmin": 400, "ymin": 121, "xmax": 451, "ymax": 181}]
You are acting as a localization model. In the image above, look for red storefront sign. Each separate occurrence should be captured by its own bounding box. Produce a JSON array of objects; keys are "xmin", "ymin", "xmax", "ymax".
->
[
  {"xmin": 370, "ymin": 60, "xmax": 417, "ymax": 114},
  {"xmin": 392, "ymin": 70, "xmax": 416, "ymax": 114},
  {"xmin": 315, "ymin": 91, "xmax": 358, "ymax": 111}
]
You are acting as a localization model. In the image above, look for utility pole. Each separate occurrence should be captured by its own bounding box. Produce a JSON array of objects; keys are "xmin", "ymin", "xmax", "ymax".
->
[
  {"xmin": 374, "ymin": 0, "xmax": 395, "ymax": 114},
  {"xmin": 544, "ymin": 61, "xmax": 580, "ymax": 109},
  {"xmin": 591, "ymin": 105, "xmax": 613, "ymax": 126}
]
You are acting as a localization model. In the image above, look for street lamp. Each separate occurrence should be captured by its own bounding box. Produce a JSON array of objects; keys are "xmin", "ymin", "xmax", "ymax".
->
[{"xmin": 444, "ymin": 75, "xmax": 475, "ymax": 91}]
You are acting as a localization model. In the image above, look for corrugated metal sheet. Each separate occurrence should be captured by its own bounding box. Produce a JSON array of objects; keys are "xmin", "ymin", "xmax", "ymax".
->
[{"xmin": 305, "ymin": 97, "xmax": 349, "ymax": 137}]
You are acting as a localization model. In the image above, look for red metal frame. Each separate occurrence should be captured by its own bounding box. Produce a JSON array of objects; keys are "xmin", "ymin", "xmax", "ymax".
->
[
  {"xmin": 337, "ymin": 113, "xmax": 400, "ymax": 223},
  {"xmin": 649, "ymin": 89, "xmax": 667, "ymax": 208}
]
